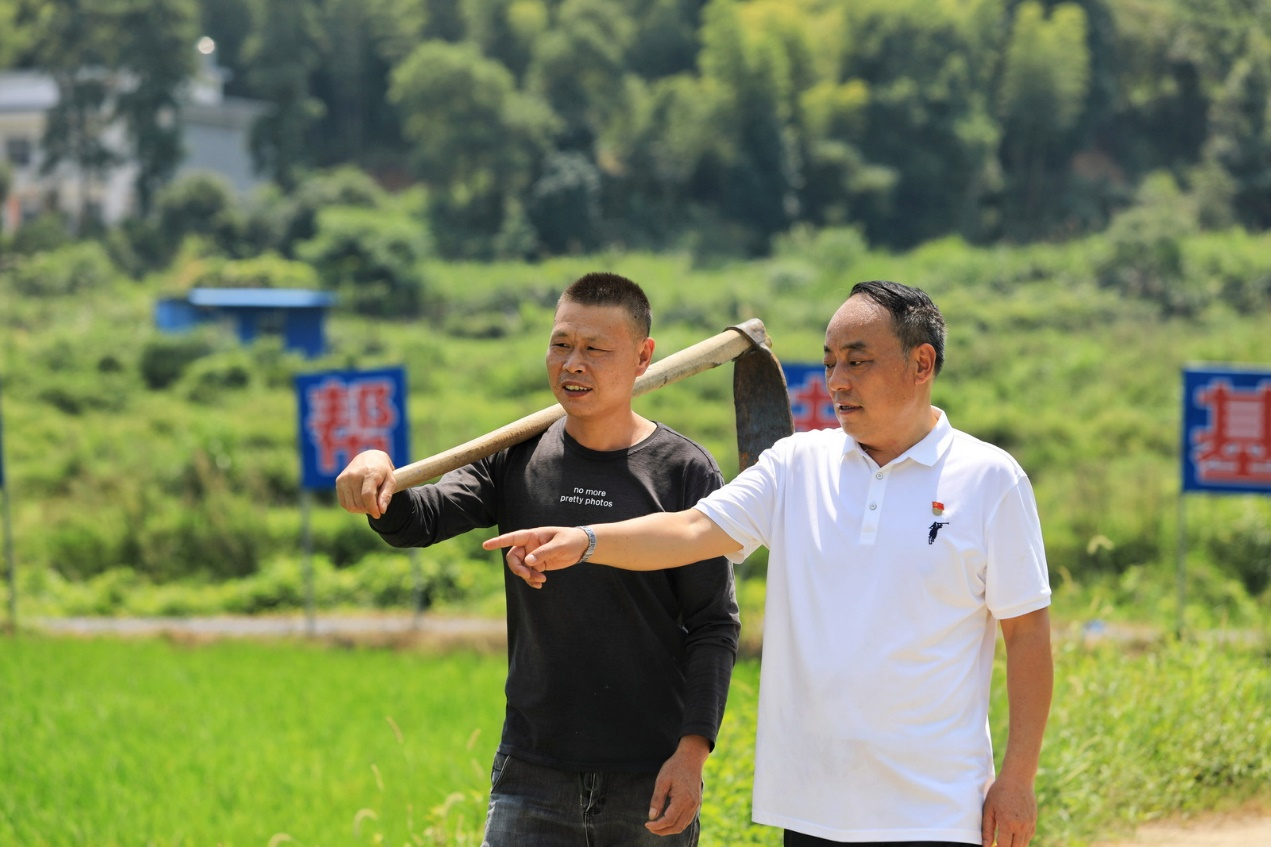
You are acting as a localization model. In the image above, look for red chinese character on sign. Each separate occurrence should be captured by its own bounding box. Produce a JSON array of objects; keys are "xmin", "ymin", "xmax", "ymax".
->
[
  {"xmin": 1192, "ymin": 380, "xmax": 1271, "ymax": 485},
  {"xmin": 307, "ymin": 377, "xmax": 399, "ymax": 474},
  {"xmin": 788, "ymin": 370, "xmax": 839, "ymax": 432}
]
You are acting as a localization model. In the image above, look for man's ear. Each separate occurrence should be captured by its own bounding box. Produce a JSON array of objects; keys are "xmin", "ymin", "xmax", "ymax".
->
[
  {"xmin": 635, "ymin": 337, "xmax": 655, "ymax": 376},
  {"xmin": 912, "ymin": 343, "xmax": 937, "ymax": 384}
]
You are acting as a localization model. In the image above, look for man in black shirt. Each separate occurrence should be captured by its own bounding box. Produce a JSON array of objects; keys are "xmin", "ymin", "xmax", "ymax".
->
[{"xmin": 336, "ymin": 272, "xmax": 740, "ymax": 846}]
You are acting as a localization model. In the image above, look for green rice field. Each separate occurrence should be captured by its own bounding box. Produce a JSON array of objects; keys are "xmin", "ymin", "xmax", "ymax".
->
[{"xmin": 2, "ymin": 633, "xmax": 1269, "ymax": 847}]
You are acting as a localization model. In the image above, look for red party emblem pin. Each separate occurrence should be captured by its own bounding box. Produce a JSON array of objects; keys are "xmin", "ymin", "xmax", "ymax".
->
[{"xmin": 932, "ymin": 501, "xmax": 945, "ymax": 516}]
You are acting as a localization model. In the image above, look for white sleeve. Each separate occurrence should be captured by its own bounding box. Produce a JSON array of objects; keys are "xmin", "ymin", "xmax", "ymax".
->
[
  {"xmin": 985, "ymin": 474, "xmax": 1052, "ymax": 619},
  {"xmin": 693, "ymin": 443, "xmax": 784, "ymax": 564}
]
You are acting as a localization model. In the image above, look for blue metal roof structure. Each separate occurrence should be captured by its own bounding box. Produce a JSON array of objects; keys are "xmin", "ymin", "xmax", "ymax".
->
[
  {"xmin": 186, "ymin": 288, "xmax": 337, "ymax": 309},
  {"xmin": 155, "ymin": 288, "xmax": 337, "ymax": 358}
]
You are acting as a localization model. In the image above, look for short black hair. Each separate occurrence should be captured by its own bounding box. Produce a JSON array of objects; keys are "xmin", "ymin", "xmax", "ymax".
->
[
  {"xmin": 848, "ymin": 280, "xmax": 946, "ymax": 375},
  {"xmin": 559, "ymin": 272, "xmax": 652, "ymax": 338}
]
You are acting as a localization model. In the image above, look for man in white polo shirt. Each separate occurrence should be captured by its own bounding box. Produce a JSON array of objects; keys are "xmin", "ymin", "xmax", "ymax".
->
[{"xmin": 485, "ymin": 280, "xmax": 1053, "ymax": 847}]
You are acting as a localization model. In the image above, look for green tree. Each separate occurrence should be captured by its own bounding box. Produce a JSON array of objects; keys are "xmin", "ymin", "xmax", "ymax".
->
[
  {"xmin": 692, "ymin": 0, "xmax": 800, "ymax": 248},
  {"xmin": 155, "ymin": 171, "xmax": 242, "ymax": 255},
  {"xmin": 1203, "ymin": 29, "xmax": 1271, "ymax": 229},
  {"xmin": 598, "ymin": 73, "xmax": 728, "ymax": 245},
  {"xmin": 627, "ymin": 0, "xmax": 705, "ymax": 80},
  {"xmin": 243, "ymin": 0, "xmax": 326, "ymax": 188},
  {"xmin": 114, "ymin": 0, "xmax": 199, "ymax": 215},
  {"xmin": 251, "ymin": 165, "xmax": 388, "ymax": 257},
  {"xmin": 998, "ymin": 1, "xmax": 1092, "ymax": 233},
  {"xmin": 364, "ymin": 0, "xmax": 430, "ymax": 64},
  {"xmin": 835, "ymin": 0, "xmax": 1006, "ymax": 247},
  {"xmin": 0, "ymin": 0, "xmax": 30, "ymax": 67},
  {"xmin": 198, "ymin": 0, "xmax": 254, "ymax": 97},
  {"xmin": 1103, "ymin": 0, "xmax": 1208, "ymax": 177},
  {"xmin": 526, "ymin": 0, "xmax": 635, "ymax": 152},
  {"xmin": 526, "ymin": 151, "xmax": 601, "ymax": 253},
  {"xmin": 460, "ymin": 0, "xmax": 546, "ymax": 79},
  {"xmin": 422, "ymin": 0, "xmax": 465, "ymax": 41},
  {"xmin": 28, "ymin": 0, "xmax": 119, "ymax": 227},
  {"xmin": 296, "ymin": 205, "xmax": 432, "ymax": 317},
  {"xmin": 0, "ymin": 161, "xmax": 11, "ymax": 215},
  {"xmin": 309, "ymin": 0, "xmax": 395, "ymax": 166},
  {"xmin": 389, "ymin": 39, "xmax": 558, "ymax": 255}
]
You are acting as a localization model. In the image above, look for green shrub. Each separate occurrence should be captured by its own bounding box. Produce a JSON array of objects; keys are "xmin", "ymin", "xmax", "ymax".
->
[
  {"xmin": 139, "ymin": 334, "xmax": 216, "ymax": 389},
  {"xmin": 1184, "ymin": 228, "xmax": 1271, "ymax": 313},
  {"xmin": 10, "ymin": 212, "xmax": 71, "ymax": 255},
  {"xmin": 310, "ymin": 509, "xmax": 388, "ymax": 569},
  {"xmin": 773, "ymin": 224, "xmax": 868, "ymax": 277},
  {"xmin": 296, "ymin": 206, "xmax": 432, "ymax": 317},
  {"xmin": 527, "ymin": 152, "xmax": 602, "ymax": 254},
  {"xmin": 197, "ymin": 252, "xmax": 320, "ymax": 290},
  {"xmin": 9, "ymin": 241, "xmax": 117, "ymax": 296},
  {"xmin": 156, "ymin": 171, "xmax": 243, "ymax": 258},
  {"xmin": 133, "ymin": 491, "xmax": 264, "ymax": 581},
  {"xmin": 266, "ymin": 166, "xmax": 390, "ymax": 256},
  {"xmin": 178, "ymin": 352, "xmax": 254, "ymax": 405},
  {"xmin": 1207, "ymin": 506, "xmax": 1271, "ymax": 597},
  {"xmin": 1096, "ymin": 173, "xmax": 1209, "ymax": 315}
]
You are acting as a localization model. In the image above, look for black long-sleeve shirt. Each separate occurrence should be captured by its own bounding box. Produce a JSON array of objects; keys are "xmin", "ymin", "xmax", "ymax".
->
[{"xmin": 369, "ymin": 419, "xmax": 740, "ymax": 771}]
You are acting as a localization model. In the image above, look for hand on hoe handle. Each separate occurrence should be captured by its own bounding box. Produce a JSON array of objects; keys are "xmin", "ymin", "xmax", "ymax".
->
[{"xmin": 335, "ymin": 450, "xmax": 397, "ymax": 520}]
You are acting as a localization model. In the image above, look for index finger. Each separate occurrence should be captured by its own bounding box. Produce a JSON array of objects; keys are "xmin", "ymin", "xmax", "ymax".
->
[{"xmin": 483, "ymin": 530, "xmax": 536, "ymax": 551}]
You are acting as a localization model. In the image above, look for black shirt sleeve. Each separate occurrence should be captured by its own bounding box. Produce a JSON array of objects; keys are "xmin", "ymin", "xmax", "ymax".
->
[
  {"xmin": 367, "ymin": 457, "xmax": 500, "ymax": 548},
  {"xmin": 668, "ymin": 454, "xmax": 740, "ymax": 748}
]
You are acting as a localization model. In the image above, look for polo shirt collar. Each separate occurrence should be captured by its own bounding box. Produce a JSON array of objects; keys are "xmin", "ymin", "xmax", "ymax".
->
[{"xmin": 840, "ymin": 406, "xmax": 955, "ymax": 468}]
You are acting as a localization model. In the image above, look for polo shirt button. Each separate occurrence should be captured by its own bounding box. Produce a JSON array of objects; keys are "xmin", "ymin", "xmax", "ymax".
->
[
  {"xmin": 869, "ymin": 502, "xmax": 877, "ymax": 510},
  {"xmin": 875, "ymin": 472, "xmax": 884, "ymax": 479}
]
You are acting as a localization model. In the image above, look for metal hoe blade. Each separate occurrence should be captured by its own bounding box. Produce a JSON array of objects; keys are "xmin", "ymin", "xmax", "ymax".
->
[{"xmin": 728, "ymin": 321, "xmax": 794, "ymax": 471}]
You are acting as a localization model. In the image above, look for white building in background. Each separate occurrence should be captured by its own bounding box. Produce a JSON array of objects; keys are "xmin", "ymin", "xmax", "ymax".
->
[{"xmin": 0, "ymin": 39, "xmax": 267, "ymax": 233}]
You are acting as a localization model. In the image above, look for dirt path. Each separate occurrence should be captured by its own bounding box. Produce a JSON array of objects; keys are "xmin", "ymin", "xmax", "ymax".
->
[
  {"xmin": 1091, "ymin": 807, "xmax": 1271, "ymax": 847},
  {"xmin": 31, "ymin": 612, "xmax": 508, "ymax": 651}
]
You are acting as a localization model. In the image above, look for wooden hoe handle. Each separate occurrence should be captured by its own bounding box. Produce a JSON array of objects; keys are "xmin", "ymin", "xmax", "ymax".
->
[{"xmin": 391, "ymin": 319, "xmax": 768, "ymax": 489}]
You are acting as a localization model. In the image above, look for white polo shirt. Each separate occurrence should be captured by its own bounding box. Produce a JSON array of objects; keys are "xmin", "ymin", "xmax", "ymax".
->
[{"xmin": 695, "ymin": 409, "xmax": 1050, "ymax": 844}]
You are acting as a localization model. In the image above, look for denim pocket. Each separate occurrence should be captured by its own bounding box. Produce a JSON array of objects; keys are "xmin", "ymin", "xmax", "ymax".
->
[{"xmin": 489, "ymin": 752, "xmax": 513, "ymax": 789}]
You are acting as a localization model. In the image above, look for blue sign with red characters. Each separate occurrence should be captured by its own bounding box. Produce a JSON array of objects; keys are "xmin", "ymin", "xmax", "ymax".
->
[
  {"xmin": 1181, "ymin": 366, "xmax": 1271, "ymax": 495},
  {"xmin": 296, "ymin": 367, "xmax": 410, "ymax": 490},
  {"xmin": 783, "ymin": 363, "xmax": 838, "ymax": 432}
]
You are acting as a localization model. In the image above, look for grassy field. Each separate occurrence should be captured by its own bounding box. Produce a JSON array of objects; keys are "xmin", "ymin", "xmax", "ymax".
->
[
  {"xmin": 0, "ymin": 637, "xmax": 507, "ymax": 847},
  {"xmin": 3, "ymin": 633, "xmax": 1270, "ymax": 847}
]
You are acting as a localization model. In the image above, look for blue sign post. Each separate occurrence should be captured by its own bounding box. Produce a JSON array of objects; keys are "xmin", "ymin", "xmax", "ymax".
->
[
  {"xmin": 1176, "ymin": 365, "xmax": 1271, "ymax": 634},
  {"xmin": 296, "ymin": 367, "xmax": 411, "ymax": 632}
]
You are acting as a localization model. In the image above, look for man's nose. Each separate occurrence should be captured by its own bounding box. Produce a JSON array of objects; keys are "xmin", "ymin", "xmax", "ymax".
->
[
  {"xmin": 826, "ymin": 363, "xmax": 849, "ymax": 392},
  {"xmin": 563, "ymin": 349, "xmax": 586, "ymax": 371}
]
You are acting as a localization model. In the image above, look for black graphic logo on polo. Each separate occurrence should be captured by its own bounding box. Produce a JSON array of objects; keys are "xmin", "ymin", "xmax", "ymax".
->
[{"xmin": 927, "ymin": 521, "xmax": 950, "ymax": 544}]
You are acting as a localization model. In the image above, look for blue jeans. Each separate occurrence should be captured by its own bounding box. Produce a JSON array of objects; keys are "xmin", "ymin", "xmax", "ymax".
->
[{"xmin": 483, "ymin": 752, "xmax": 700, "ymax": 847}]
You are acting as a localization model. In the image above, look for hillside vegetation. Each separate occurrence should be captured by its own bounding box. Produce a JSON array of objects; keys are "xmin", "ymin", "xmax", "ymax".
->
[
  {"xmin": 3, "ymin": 216, "xmax": 1270, "ymax": 627},
  {"xmin": 6, "ymin": 0, "xmax": 1271, "ymax": 257}
]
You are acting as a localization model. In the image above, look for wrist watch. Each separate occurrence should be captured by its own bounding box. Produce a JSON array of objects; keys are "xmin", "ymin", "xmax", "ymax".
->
[{"xmin": 576, "ymin": 525, "xmax": 598, "ymax": 564}]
